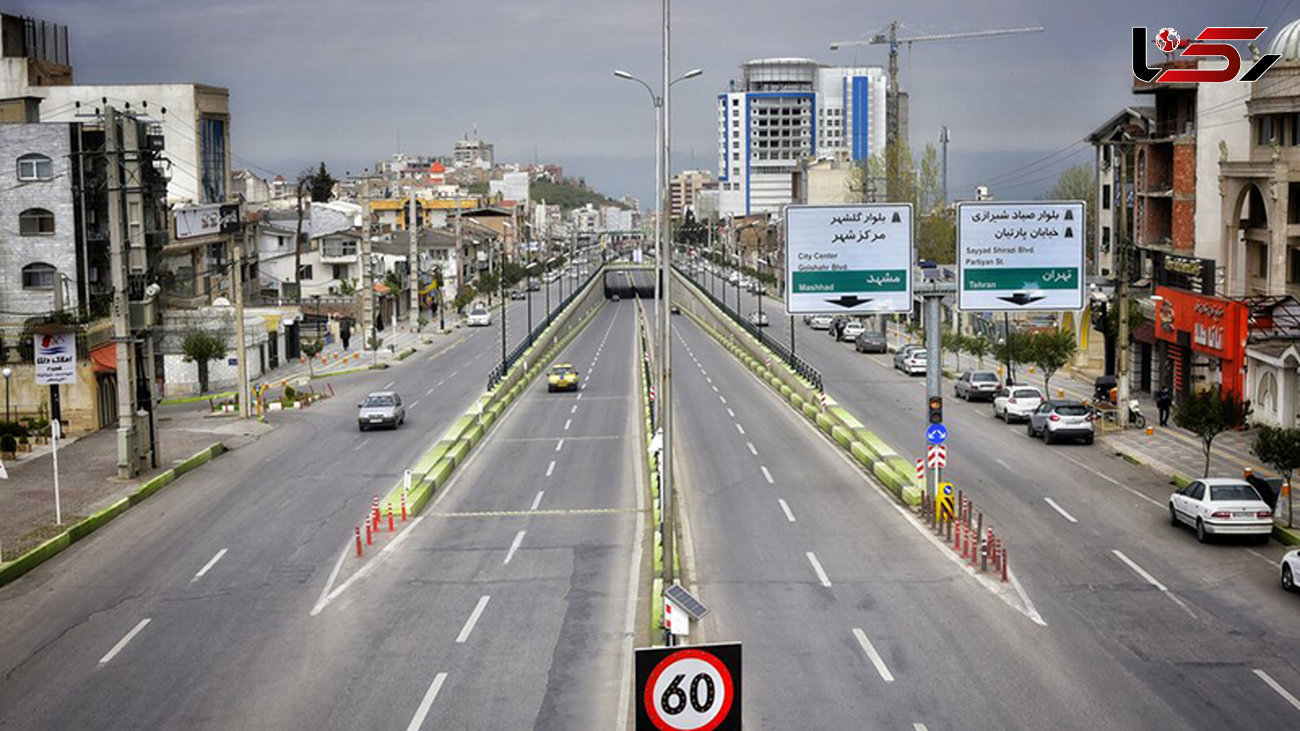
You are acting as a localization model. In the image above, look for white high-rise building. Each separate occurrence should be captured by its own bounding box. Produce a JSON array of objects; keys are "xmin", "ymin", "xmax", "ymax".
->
[{"xmin": 717, "ymin": 58, "xmax": 887, "ymax": 217}]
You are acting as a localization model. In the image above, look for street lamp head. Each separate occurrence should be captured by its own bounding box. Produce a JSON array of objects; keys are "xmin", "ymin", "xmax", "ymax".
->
[
  {"xmin": 829, "ymin": 43, "xmax": 840, "ymax": 51},
  {"xmin": 1, "ymin": 367, "xmax": 10, "ymax": 379},
  {"xmin": 681, "ymin": 68, "xmax": 703, "ymax": 80},
  {"xmin": 613, "ymin": 70, "xmax": 635, "ymax": 80}
]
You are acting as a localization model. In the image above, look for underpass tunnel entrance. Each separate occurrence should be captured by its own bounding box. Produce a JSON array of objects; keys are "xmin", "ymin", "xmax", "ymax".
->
[{"xmin": 604, "ymin": 268, "xmax": 658, "ymax": 299}]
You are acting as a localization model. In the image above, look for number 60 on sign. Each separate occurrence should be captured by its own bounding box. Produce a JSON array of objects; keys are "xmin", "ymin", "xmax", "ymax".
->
[{"xmin": 636, "ymin": 643, "xmax": 742, "ymax": 731}]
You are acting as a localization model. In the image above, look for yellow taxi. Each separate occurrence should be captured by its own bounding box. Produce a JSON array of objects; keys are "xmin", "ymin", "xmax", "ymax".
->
[{"xmin": 547, "ymin": 363, "xmax": 580, "ymax": 392}]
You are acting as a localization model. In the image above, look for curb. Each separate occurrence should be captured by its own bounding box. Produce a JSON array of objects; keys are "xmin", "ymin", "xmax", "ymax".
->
[{"xmin": 0, "ymin": 442, "xmax": 228, "ymax": 589}]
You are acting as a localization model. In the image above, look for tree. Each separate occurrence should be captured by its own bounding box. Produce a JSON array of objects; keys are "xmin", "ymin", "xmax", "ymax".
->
[
  {"xmin": 1027, "ymin": 330, "xmax": 1078, "ymax": 394},
  {"xmin": 474, "ymin": 271, "xmax": 500, "ymax": 302},
  {"xmin": 1050, "ymin": 164, "xmax": 1096, "ymax": 269},
  {"xmin": 964, "ymin": 334, "xmax": 992, "ymax": 369},
  {"xmin": 300, "ymin": 338, "xmax": 323, "ymax": 378},
  {"xmin": 1174, "ymin": 387, "xmax": 1251, "ymax": 478},
  {"xmin": 993, "ymin": 331, "xmax": 1033, "ymax": 384},
  {"xmin": 849, "ymin": 142, "xmax": 954, "ymax": 263},
  {"xmin": 182, "ymin": 329, "xmax": 229, "ymax": 394},
  {"xmin": 1252, "ymin": 426, "xmax": 1300, "ymax": 527},
  {"xmin": 452, "ymin": 286, "xmax": 477, "ymax": 314},
  {"xmin": 942, "ymin": 330, "xmax": 964, "ymax": 370},
  {"xmin": 310, "ymin": 162, "xmax": 337, "ymax": 203}
]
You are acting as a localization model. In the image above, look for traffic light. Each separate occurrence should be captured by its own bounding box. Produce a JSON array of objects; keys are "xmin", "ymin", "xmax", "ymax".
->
[{"xmin": 928, "ymin": 396, "xmax": 943, "ymax": 424}]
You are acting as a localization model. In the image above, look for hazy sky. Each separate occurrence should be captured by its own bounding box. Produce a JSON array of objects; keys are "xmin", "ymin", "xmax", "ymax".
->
[{"xmin": 16, "ymin": 0, "xmax": 1298, "ymax": 205}]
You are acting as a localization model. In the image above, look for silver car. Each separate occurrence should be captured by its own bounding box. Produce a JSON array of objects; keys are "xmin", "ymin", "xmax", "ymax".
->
[
  {"xmin": 1026, "ymin": 400, "xmax": 1094, "ymax": 445},
  {"xmin": 955, "ymin": 370, "xmax": 1001, "ymax": 402},
  {"xmin": 357, "ymin": 391, "xmax": 405, "ymax": 431}
]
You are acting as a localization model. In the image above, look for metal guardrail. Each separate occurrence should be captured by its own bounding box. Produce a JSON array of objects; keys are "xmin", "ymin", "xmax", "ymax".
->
[
  {"xmin": 675, "ymin": 265, "xmax": 824, "ymax": 393},
  {"xmin": 486, "ymin": 267, "xmax": 603, "ymax": 390}
]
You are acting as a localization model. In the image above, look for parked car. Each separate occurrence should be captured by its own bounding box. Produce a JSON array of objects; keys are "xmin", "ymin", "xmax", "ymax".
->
[
  {"xmin": 357, "ymin": 391, "xmax": 405, "ymax": 431},
  {"xmin": 955, "ymin": 370, "xmax": 1001, "ymax": 402},
  {"xmin": 1282, "ymin": 549, "xmax": 1300, "ymax": 591},
  {"xmin": 547, "ymin": 363, "xmax": 580, "ymax": 392},
  {"xmin": 747, "ymin": 310, "xmax": 770, "ymax": 327},
  {"xmin": 854, "ymin": 331, "xmax": 888, "ymax": 353},
  {"xmin": 1169, "ymin": 478, "xmax": 1274, "ymax": 543},
  {"xmin": 992, "ymin": 385, "xmax": 1044, "ymax": 423},
  {"xmin": 467, "ymin": 306, "xmax": 491, "ymax": 326},
  {"xmin": 894, "ymin": 346, "xmax": 927, "ymax": 375},
  {"xmin": 509, "ymin": 290, "xmax": 526, "ymax": 300},
  {"xmin": 1026, "ymin": 400, "xmax": 1094, "ymax": 444},
  {"xmin": 808, "ymin": 314, "xmax": 834, "ymax": 331},
  {"xmin": 671, "ymin": 304, "xmax": 681, "ymax": 315},
  {"xmin": 840, "ymin": 320, "xmax": 867, "ymax": 342}
]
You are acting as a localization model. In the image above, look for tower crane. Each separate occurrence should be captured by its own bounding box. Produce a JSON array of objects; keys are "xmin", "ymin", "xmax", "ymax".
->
[{"xmin": 832, "ymin": 22, "xmax": 1044, "ymax": 151}]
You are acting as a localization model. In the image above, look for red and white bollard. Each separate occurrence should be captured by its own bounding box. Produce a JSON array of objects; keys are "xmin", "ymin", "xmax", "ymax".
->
[
  {"xmin": 401, "ymin": 493, "xmax": 408, "ymax": 522},
  {"xmin": 387, "ymin": 504, "xmax": 395, "ymax": 532},
  {"xmin": 365, "ymin": 518, "xmax": 373, "ymax": 546},
  {"xmin": 355, "ymin": 525, "xmax": 363, "ymax": 557},
  {"xmin": 371, "ymin": 495, "xmax": 380, "ymax": 532},
  {"xmin": 1001, "ymin": 547, "xmax": 1009, "ymax": 583}
]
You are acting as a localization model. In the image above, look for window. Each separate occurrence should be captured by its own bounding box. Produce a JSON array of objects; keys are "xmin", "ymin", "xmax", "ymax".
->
[
  {"xmin": 1258, "ymin": 245, "xmax": 1269, "ymax": 278},
  {"xmin": 1102, "ymin": 184, "xmax": 1111, "ymax": 209},
  {"xmin": 200, "ymin": 116, "xmax": 227, "ymax": 203},
  {"xmin": 332, "ymin": 263, "xmax": 349, "ymax": 280},
  {"xmin": 299, "ymin": 264, "xmax": 314, "ymax": 281},
  {"xmin": 1290, "ymin": 247, "xmax": 1300, "ymax": 283},
  {"xmin": 19, "ymin": 208, "xmax": 54, "ymax": 235},
  {"xmin": 17, "ymin": 153, "xmax": 53, "ymax": 181},
  {"xmin": 21, "ymin": 262, "xmax": 55, "ymax": 289}
]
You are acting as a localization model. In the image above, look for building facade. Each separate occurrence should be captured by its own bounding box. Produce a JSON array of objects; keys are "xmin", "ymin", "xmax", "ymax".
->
[
  {"xmin": 0, "ymin": 123, "xmax": 77, "ymax": 317},
  {"xmin": 716, "ymin": 58, "xmax": 887, "ymax": 217}
]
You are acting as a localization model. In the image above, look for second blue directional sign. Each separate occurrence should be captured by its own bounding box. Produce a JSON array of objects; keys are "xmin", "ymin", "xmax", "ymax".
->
[{"xmin": 926, "ymin": 423, "xmax": 948, "ymax": 445}]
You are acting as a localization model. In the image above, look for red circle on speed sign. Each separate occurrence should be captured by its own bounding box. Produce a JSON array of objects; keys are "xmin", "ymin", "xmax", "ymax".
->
[{"xmin": 643, "ymin": 648, "xmax": 735, "ymax": 731}]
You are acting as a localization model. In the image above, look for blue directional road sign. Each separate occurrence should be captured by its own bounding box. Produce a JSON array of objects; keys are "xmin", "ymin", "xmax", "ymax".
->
[{"xmin": 926, "ymin": 423, "xmax": 948, "ymax": 445}]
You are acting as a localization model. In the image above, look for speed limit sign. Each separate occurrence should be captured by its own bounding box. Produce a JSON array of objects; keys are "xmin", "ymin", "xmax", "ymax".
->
[{"xmin": 635, "ymin": 643, "xmax": 741, "ymax": 730}]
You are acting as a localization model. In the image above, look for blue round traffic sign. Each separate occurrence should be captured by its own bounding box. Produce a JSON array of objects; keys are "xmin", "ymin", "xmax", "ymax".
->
[{"xmin": 926, "ymin": 423, "xmax": 948, "ymax": 445}]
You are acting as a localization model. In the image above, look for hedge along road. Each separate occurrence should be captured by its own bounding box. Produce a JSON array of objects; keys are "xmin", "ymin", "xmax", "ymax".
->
[
  {"xmin": 219, "ymin": 298, "xmax": 645, "ymax": 730},
  {"xmin": 0, "ymin": 276, "xmax": 588, "ymax": 730},
  {"xmin": 706, "ymin": 274, "xmax": 1300, "ymax": 727}
]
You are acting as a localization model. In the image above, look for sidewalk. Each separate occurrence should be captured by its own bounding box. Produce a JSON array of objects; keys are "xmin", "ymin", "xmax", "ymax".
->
[
  {"xmin": 886, "ymin": 324, "xmax": 1270, "ymax": 483},
  {"xmin": 0, "ymin": 408, "xmax": 271, "ymax": 562}
]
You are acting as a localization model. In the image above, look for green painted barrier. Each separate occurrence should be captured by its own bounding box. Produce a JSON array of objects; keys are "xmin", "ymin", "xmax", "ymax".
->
[
  {"xmin": 831, "ymin": 425, "xmax": 853, "ymax": 448},
  {"xmin": 901, "ymin": 485, "xmax": 923, "ymax": 506},
  {"xmin": 129, "ymin": 469, "xmax": 176, "ymax": 505},
  {"xmin": 779, "ymin": 385, "xmax": 793, "ymax": 399},
  {"xmin": 1170, "ymin": 474, "xmax": 1192, "ymax": 489},
  {"xmin": 68, "ymin": 497, "xmax": 131, "ymax": 542},
  {"xmin": 802, "ymin": 402, "xmax": 820, "ymax": 420},
  {"xmin": 815, "ymin": 412, "xmax": 834, "ymax": 434},
  {"xmin": 447, "ymin": 439, "xmax": 471, "ymax": 466},
  {"xmin": 850, "ymin": 441, "xmax": 874, "ymax": 467},
  {"xmin": 464, "ymin": 424, "xmax": 484, "ymax": 447},
  {"xmin": 446, "ymin": 416, "xmax": 475, "ymax": 441},
  {"xmin": 791, "ymin": 393, "xmax": 805, "ymax": 409},
  {"xmin": 412, "ymin": 441, "xmax": 454, "ymax": 475},
  {"xmin": 829, "ymin": 406, "xmax": 864, "ymax": 431},
  {"xmin": 873, "ymin": 462, "xmax": 904, "ymax": 499},
  {"xmin": 0, "ymin": 532, "xmax": 71, "ymax": 587}
]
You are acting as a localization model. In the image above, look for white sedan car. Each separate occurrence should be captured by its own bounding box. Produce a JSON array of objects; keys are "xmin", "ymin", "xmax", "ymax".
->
[
  {"xmin": 808, "ymin": 315, "xmax": 833, "ymax": 331},
  {"xmin": 466, "ymin": 306, "xmax": 492, "ymax": 327},
  {"xmin": 839, "ymin": 320, "xmax": 867, "ymax": 342},
  {"xmin": 992, "ymin": 385, "xmax": 1044, "ymax": 423},
  {"xmin": 1282, "ymin": 549, "xmax": 1300, "ymax": 592},
  {"xmin": 1168, "ymin": 478, "xmax": 1274, "ymax": 543}
]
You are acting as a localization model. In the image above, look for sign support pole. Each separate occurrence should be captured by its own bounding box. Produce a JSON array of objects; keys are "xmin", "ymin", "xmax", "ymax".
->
[{"xmin": 924, "ymin": 290, "xmax": 942, "ymax": 508}]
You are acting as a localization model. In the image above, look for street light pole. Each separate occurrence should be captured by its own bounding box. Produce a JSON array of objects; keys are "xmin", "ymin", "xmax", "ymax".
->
[{"xmin": 2, "ymin": 367, "xmax": 10, "ymax": 423}]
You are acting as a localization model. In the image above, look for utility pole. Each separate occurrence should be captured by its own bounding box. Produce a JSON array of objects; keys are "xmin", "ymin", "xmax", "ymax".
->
[
  {"xmin": 121, "ymin": 111, "xmax": 157, "ymax": 469},
  {"xmin": 661, "ymin": 0, "xmax": 676, "ymax": 602},
  {"xmin": 1116, "ymin": 144, "xmax": 1130, "ymax": 429},
  {"xmin": 409, "ymin": 191, "xmax": 420, "ymax": 332},
  {"xmin": 232, "ymin": 242, "xmax": 250, "ymax": 418},
  {"xmin": 939, "ymin": 125, "xmax": 950, "ymax": 207},
  {"xmin": 361, "ymin": 174, "xmax": 375, "ymax": 354},
  {"xmin": 923, "ymin": 288, "xmax": 943, "ymax": 507},
  {"xmin": 454, "ymin": 196, "xmax": 464, "ymax": 307},
  {"xmin": 105, "ymin": 106, "xmax": 138, "ymax": 479}
]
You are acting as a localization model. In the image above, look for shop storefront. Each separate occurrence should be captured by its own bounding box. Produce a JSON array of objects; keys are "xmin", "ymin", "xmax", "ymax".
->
[{"xmin": 1153, "ymin": 286, "xmax": 1249, "ymax": 401}]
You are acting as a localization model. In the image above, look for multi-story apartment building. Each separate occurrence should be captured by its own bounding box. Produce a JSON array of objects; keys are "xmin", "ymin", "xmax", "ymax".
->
[
  {"xmin": 717, "ymin": 58, "xmax": 887, "ymax": 217},
  {"xmin": 669, "ymin": 170, "xmax": 715, "ymax": 219}
]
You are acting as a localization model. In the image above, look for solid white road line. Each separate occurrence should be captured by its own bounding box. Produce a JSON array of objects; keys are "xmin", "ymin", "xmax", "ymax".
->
[
  {"xmin": 806, "ymin": 551, "xmax": 832, "ymax": 587},
  {"xmin": 531, "ymin": 491, "xmax": 545, "ymax": 510},
  {"xmin": 405, "ymin": 672, "xmax": 448, "ymax": 731},
  {"xmin": 778, "ymin": 499, "xmax": 797, "ymax": 522},
  {"xmin": 546, "ymin": 460, "xmax": 556, "ymax": 477},
  {"xmin": 504, "ymin": 530, "xmax": 526, "ymax": 565},
  {"xmin": 564, "ymin": 419, "xmax": 572, "ymax": 430},
  {"xmin": 852, "ymin": 628, "xmax": 895, "ymax": 683},
  {"xmin": 192, "ymin": 548, "xmax": 228, "ymax": 582},
  {"xmin": 1043, "ymin": 497, "xmax": 1079, "ymax": 524},
  {"xmin": 1058, "ymin": 452, "xmax": 1163, "ymax": 508},
  {"xmin": 761, "ymin": 466, "xmax": 774, "ymax": 484},
  {"xmin": 1112, "ymin": 549, "xmax": 1195, "ymax": 618},
  {"xmin": 555, "ymin": 439, "xmax": 565, "ymax": 452},
  {"xmin": 735, "ymin": 423, "xmax": 745, "ymax": 435},
  {"xmin": 99, "ymin": 618, "xmax": 151, "ymax": 665},
  {"xmin": 456, "ymin": 596, "xmax": 491, "ymax": 643},
  {"xmin": 746, "ymin": 442, "xmax": 758, "ymax": 456},
  {"xmin": 1254, "ymin": 669, "xmax": 1300, "ymax": 712}
]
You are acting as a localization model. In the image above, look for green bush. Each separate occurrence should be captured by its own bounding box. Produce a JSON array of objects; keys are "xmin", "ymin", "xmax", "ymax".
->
[{"xmin": 0, "ymin": 434, "xmax": 16, "ymax": 453}]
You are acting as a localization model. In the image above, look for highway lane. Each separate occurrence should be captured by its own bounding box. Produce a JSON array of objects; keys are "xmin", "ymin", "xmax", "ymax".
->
[
  {"xmin": 689, "ymin": 272, "xmax": 1300, "ymax": 725},
  {"xmin": 286, "ymin": 298, "xmax": 644, "ymax": 730},
  {"xmin": 0, "ymin": 277, "xmax": 592, "ymax": 729},
  {"xmin": 669, "ymin": 315, "xmax": 1203, "ymax": 729}
]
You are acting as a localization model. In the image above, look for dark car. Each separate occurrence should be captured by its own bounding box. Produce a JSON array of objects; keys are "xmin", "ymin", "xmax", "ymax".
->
[{"xmin": 854, "ymin": 331, "xmax": 887, "ymax": 353}]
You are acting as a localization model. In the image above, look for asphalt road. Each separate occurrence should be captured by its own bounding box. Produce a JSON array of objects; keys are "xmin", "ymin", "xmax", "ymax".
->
[
  {"xmin": 683, "ymin": 269, "xmax": 1300, "ymax": 728},
  {"xmin": 0, "ymin": 277, "xmax": 599, "ymax": 729}
]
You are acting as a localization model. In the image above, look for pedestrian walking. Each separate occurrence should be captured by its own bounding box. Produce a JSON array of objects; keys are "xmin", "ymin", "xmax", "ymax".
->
[
  {"xmin": 1155, "ymin": 385, "xmax": 1173, "ymax": 427},
  {"xmin": 340, "ymin": 319, "xmax": 352, "ymax": 351}
]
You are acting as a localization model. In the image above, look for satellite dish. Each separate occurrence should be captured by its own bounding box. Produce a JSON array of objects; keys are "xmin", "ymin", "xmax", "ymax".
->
[{"xmin": 212, "ymin": 296, "xmax": 232, "ymax": 307}]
